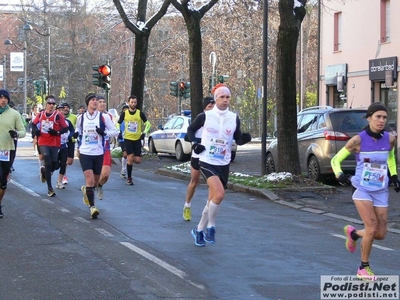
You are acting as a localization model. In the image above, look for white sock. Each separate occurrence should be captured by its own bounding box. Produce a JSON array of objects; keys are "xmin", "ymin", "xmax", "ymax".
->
[
  {"xmin": 207, "ymin": 201, "xmax": 220, "ymax": 228},
  {"xmin": 197, "ymin": 203, "xmax": 209, "ymax": 231},
  {"xmin": 184, "ymin": 202, "xmax": 191, "ymax": 208},
  {"xmin": 122, "ymin": 157, "xmax": 127, "ymax": 171}
]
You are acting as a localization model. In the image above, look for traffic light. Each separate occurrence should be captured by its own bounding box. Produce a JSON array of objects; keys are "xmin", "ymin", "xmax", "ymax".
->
[
  {"xmin": 98, "ymin": 64, "xmax": 111, "ymax": 90},
  {"xmin": 42, "ymin": 80, "xmax": 48, "ymax": 95},
  {"xmin": 184, "ymin": 82, "xmax": 190, "ymax": 99},
  {"xmin": 219, "ymin": 75, "xmax": 229, "ymax": 83},
  {"xmin": 34, "ymin": 80, "xmax": 42, "ymax": 96},
  {"xmin": 179, "ymin": 81, "xmax": 185, "ymax": 97},
  {"xmin": 92, "ymin": 65, "xmax": 100, "ymax": 87},
  {"xmin": 170, "ymin": 82, "xmax": 178, "ymax": 97}
]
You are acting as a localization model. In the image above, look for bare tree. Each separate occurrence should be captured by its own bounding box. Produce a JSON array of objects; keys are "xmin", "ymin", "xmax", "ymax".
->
[
  {"xmin": 276, "ymin": 0, "xmax": 307, "ymax": 175},
  {"xmin": 170, "ymin": 0, "xmax": 218, "ymax": 118},
  {"xmin": 113, "ymin": 0, "xmax": 171, "ymax": 110}
]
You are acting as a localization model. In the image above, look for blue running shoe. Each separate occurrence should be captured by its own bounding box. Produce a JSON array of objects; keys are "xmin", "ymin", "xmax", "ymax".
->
[
  {"xmin": 205, "ymin": 226, "xmax": 216, "ymax": 244},
  {"xmin": 191, "ymin": 226, "xmax": 205, "ymax": 247}
]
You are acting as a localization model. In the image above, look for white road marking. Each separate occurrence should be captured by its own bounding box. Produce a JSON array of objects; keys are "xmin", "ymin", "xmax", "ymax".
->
[
  {"xmin": 41, "ymin": 198, "xmax": 54, "ymax": 204},
  {"xmin": 74, "ymin": 217, "xmax": 91, "ymax": 223},
  {"xmin": 10, "ymin": 180, "xmax": 40, "ymax": 197},
  {"xmin": 95, "ymin": 228, "xmax": 113, "ymax": 237},
  {"xmin": 332, "ymin": 234, "xmax": 394, "ymax": 251},
  {"xmin": 120, "ymin": 242, "xmax": 205, "ymax": 290},
  {"xmin": 57, "ymin": 207, "xmax": 70, "ymax": 213}
]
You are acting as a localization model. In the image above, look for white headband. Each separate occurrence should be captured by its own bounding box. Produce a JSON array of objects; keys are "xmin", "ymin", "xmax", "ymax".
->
[{"xmin": 214, "ymin": 86, "xmax": 231, "ymax": 100}]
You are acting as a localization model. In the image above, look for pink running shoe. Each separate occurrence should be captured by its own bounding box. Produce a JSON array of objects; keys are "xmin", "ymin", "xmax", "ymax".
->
[
  {"xmin": 357, "ymin": 266, "xmax": 377, "ymax": 281},
  {"xmin": 343, "ymin": 225, "xmax": 357, "ymax": 253}
]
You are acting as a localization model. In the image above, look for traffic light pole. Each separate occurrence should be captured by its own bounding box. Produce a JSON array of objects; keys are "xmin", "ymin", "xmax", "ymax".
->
[
  {"xmin": 106, "ymin": 89, "xmax": 110, "ymax": 111},
  {"xmin": 178, "ymin": 94, "xmax": 182, "ymax": 115}
]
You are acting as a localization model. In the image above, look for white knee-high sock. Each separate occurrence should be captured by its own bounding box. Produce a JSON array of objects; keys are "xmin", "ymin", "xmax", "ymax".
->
[
  {"xmin": 207, "ymin": 201, "xmax": 220, "ymax": 228},
  {"xmin": 122, "ymin": 157, "xmax": 127, "ymax": 171},
  {"xmin": 197, "ymin": 203, "xmax": 209, "ymax": 231}
]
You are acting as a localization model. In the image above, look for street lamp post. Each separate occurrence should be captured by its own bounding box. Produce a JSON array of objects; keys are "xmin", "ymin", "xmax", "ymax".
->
[
  {"xmin": 1, "ymin": 54, "xmax": 6, "ymax": 89},
  {"xmin": 23, "ymin": 24, "xmax": 51, "ymax": 93},
  {"xmin": 4, "ymin": 39, "xmax": 27, "ymax": 115}
]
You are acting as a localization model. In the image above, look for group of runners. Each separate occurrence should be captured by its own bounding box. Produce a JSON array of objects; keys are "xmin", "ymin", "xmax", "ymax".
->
[{"xmin": 1, "ymin": 85, "xmax": 398, "ymax": 281}]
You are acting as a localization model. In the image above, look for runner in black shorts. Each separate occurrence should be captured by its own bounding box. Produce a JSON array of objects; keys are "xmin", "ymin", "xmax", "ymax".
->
[
  {"xmin": 117, "ymin": 96, "xmax": 151, "ymax": 185},
  {"xmin": 183, "ymin": 97, "xmax": 215, "ymax": 221}
]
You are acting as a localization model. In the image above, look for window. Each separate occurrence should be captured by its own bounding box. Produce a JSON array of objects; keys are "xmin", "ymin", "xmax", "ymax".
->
[
  {"xmin": 172, "ymin": 117, "xmax": 184, "ymax": 130},
  {"xmin": 163, "ymin": 118, "xmax": 176, "ymax": 130},
  {"xmin": 333, "ymin": 12, "xmax": 342, "ymax": 51},
  {"xmin": 298, "ymin": 114, "xmax": 318, "ymax": 133},
  {"xmin": 380, "ymin": 0, "xmax": 390, "ymax": 43},
  {"xmin": 316, "ymin": 115, "xmax": 327, "ymax": 129}
]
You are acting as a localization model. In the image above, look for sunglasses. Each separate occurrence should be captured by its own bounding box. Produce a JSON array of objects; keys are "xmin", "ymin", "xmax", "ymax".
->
[{"xmin": 47, "ymin": 102, "xmax": 56, "ymax": 105}]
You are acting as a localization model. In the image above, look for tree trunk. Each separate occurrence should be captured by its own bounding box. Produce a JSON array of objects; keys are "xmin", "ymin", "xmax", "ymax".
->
[
  {"xmin": 186, "ymin": 16, "xmax": 203, "ymax": 118},
  {"xmin": 275, "ymin": 0, "xmax": 307, "ymax": 175},
  {"xmin": 131, "ymin": 33, "xmax": 149, "ymax": 111}
]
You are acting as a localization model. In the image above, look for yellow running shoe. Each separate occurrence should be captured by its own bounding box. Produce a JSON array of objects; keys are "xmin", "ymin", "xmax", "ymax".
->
[
  {"xmin": 183, "ymin": 206, "xmax": 191, "ymax": 221},
  {"xmin": 81, "ymin": 185, "xmax": 89, "ymax": 206},
  {"xmin": 90, "ymin": 206, "xmax": 99, "ymax": 219}
]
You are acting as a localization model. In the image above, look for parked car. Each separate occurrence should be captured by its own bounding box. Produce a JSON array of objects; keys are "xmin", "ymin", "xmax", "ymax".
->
[
  {"xmin": 265, "ymin": 106, "xmax": 368, "ymax": 182},
  {"xmin": 148, "ymin": 113, "xmax": 237, "ymax": 162}
]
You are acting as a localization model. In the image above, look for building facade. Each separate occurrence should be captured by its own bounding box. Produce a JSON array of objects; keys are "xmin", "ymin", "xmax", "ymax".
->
[{"xmin": 319, "ymin": 0, "xmax": 399, "ymax": 136}]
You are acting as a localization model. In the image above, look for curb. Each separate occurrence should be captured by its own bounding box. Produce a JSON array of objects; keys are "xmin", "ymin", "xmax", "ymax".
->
[{"xmin": 155, "ymin": 168, "xmax": 400, "ymax": 235}]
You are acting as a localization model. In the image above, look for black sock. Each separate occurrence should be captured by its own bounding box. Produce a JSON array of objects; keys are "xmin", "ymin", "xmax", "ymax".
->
[
  {"xmin": 360, "ymin": 261, "xmax": 369, "ymax": 269},
  {"xmin": 350, "ymin": 229, "xmax": 359, "ymax": 241},
  {"xmin": 98, "ymin": 183, "xmax": 102, "ymax": 187},
  {"xmin": 127, "ymin": 164, "xmax": 133, "ymax": 178},
  {"xmin": 86, "ymin": 186, "xmax": 95, "ymax": 207}
]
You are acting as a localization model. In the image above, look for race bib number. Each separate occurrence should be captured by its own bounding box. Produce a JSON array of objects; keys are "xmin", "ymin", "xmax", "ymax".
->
[
  {"xmin": 0, "ymin": 151, "xmax": 10, "ymax": 161},
  {"xmin": 41, "ymin": 120, "xmax": 54, "ymax": 133},
  {"xmin": 208, "ymin": 138, "xmax": 228, "ymax": 159},
  {"xmin": 61, "ymin": 132, "xmax": 69, "ymax": 144},
  {"xmin": 83, "ymin": 125, "xmax": 98, "ymax": 145},
  {"xmin": 360, "ymin": 163, "xmax": 387, "ymax": 189},
  {"xmin": 127, "ymin": 121, "xmax": 138, "ymax": 133}
]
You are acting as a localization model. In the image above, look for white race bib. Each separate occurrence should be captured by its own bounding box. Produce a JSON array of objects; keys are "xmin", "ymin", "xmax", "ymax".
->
[
  {"xmin": 0, "ymin": 150, "xmax": 10, "ymax": 161},
  {"xmin": 208, "ymin": 137, "xmax": 228, "ymax": 159},
  {"xmin": 360, "ymin": 163, "xmax": 387, "ymax": 189}
]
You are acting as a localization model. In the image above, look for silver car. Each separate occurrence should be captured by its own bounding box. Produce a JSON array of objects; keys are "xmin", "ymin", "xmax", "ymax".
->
[{"xmin": 265, "ymin": 106, "xmax": 368, "ymax": 182}]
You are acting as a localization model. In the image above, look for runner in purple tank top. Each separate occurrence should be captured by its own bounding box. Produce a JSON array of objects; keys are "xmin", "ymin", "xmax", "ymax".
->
[{"xmin": 331, "ymin": 102, "xmax": 400, "ymax": 280}]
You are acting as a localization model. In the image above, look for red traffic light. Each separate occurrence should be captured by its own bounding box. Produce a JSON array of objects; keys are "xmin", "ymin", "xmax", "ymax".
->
[
  {"xmin": 98, "ymin": 65, "xmax": 111, "ymax": 76},
  {"xmin": 179, "ymin": 81, "xmax": 185, "ymax": 91}
]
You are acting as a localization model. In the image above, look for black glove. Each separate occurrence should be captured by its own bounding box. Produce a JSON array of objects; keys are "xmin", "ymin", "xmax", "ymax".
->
[
  {"xmin": 337, "ymin": 173, "xmax": 351, "ymax": 186},
  {"xmin": 72, "ymin": 131, "xmax": 79, "ymax": 139},
  {"xmin": 192, "ymin": 143, "xmax": 205, "ymax": 154},
  {"xmin": 96, "ymin": 126, "xmax": 106, "ymax": 137},
  {"xmin": 48, "ymin": 128, "xmax": 59, "ymax": 136},
  {"xmin": 140, "ymin": 133, "xmax": 145, "ymax": 140},
  {"xmin": 9, "ymin": 130, "xmax": 18, "ymax": 139},
  {"xmin": 241, "ymin": 133, "xmax": 252, "ymax": 144},
  {"xmin": 391, "ymin": 175, "xmax": 400, "ymax": 192}
]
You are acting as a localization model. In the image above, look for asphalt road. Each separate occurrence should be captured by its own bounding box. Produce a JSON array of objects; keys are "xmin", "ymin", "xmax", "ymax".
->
[
  {"xmin": 141, "ymin": 142, "xmax": 400, "ymax": 232},
  {"xmin": 1, "ymin": 140, "xmax": 399, "ymax": 299}
]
